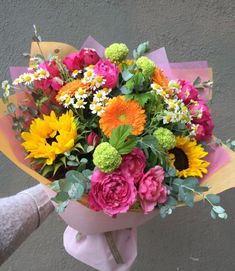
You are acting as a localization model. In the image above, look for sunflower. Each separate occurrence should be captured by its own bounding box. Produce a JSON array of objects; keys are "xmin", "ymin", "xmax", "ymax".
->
[
  {"xmin": 56, "ymin": 79, "xmax": 90, "ymax": 103},
  {"xmin": 168, "ymin": 136, "xmax": 210, "ymax": 178},
  {"xmin": 99, "ymin": 96, "xmax": 146, "ymax": 137},
  {"xmin": 21, "ymin": 110, "xmax": 77, "ymax": 165}
]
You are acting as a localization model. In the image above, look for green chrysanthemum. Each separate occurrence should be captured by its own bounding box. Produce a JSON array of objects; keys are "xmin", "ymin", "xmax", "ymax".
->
[
  {"xmin": 105, "ymin": 43, "xmax": 129, "ymax": 63},
  {"xmin": 136, "ymin": 56, "xmax": 156, "ymax": 77},
  {"xmin": 154, "ymin": 127, "xmax": 176, "ymax": 150},
  {"xmin": 93, "ymin": 142, "xmax": 121, "ymax": 173}
]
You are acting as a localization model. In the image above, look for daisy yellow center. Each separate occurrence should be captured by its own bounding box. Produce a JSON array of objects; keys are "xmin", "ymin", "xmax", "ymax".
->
[
  {"xmin": 95, "ymin": 105, "xmax": 102, "ymax": 111},
  {"xmin": 78, "ymin": 88, "xmax": 85, "ymax": 95},
  {"xmin": 87, "ymin": 71, "xmax": 92, "ymax": 77},
  {"xmin": 76, "ymin": 100, "xmax": 84, "ymax": 106},
  {"xmin": 40, "ymin": 70, "xmax": 47, "ymax": 75},
  {"xmin": 24, "ymin": 75, "xmax": 32, "ymax": 82},
  {"xmin": 96, "ymin": 76, "xmax": 103, "ymax": 83},
  {"xmin": 97, "ymin": 93, "xmax": 103, "ymax": 98}
]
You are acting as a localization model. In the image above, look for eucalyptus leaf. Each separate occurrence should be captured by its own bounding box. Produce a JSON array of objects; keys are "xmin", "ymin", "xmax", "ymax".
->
[
  {"xmin": 122, "ymin": 69, "xmax": 134, "ymax": 81},
  {"xmin": 206, "ymin": 194, "xmax": 221, "ymax": 205},
  {"xmin": 55, "ymin": 200, "xmax": 69, "ymax": 214},
  {"xmin": 68, "ymin": 182, "xmax": 85, "ymax": 200}
]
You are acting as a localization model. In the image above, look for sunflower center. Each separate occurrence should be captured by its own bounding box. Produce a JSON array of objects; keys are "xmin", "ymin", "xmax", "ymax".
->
[
  {"xmin": 46, "ymin": 131, "xmax": 59, "ymax": 145},
  {"xmin": 119, "ymin": 114, "xmax": 126, "ymax": 121},
  {"xmin": 169, "ymin": 147, "xmax": 189, "ymax": 171}
]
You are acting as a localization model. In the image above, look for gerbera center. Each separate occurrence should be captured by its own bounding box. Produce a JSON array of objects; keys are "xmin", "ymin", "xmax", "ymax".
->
[
  {"xmin": 169, "ymin": 147, "xmax": 189, "ymax": 171},
  {"xmin": 119, "ymin": 114, "xmax": 126, "ymax": 121}
]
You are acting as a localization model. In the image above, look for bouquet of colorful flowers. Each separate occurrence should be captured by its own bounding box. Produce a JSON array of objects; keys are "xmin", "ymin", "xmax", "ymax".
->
[{"xmin": 1, "ymin": 30, "xmax": 235, "ymax": 270}]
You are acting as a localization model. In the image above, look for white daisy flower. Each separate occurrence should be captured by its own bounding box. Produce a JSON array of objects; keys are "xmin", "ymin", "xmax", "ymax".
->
[
  {"xmin": 75, "ymin": 88, "xmax": 88, "ymax": 99},
  {"xmin": 90, "ymin": 102, "xmax": 104, "ymax": 116},
  {"xmin": 63, "ymin": 96, "xmax": 74, "ymax": 108},
  {"xmin": 93, "ymin": 90, "xmax": 107, "ymax": 102},
  {"xmin": 73, "ymin": 99, "xmax": 87, "ymax": 109},
  {"xmin": 168, "ymin": 80, "xmax": 181, "ymax": 93}
]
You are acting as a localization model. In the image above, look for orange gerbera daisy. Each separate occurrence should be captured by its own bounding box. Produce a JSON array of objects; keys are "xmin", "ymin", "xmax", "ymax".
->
[
  {"xmin": 99, "ymin": 96, "xmax": 146, "ymax": 137},
  {"xmin": 152, "ymin": 68, "xmax": 169, "ymax": 90},
  {"xmin": 56, "ymin": 79, "xmax": 89, "ymax": 103}
]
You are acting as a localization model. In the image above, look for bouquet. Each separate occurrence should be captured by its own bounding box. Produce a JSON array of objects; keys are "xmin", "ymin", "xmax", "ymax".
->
[{"xmin": 1, "ymin": 29, "xmax": 235, "ymax": 270}]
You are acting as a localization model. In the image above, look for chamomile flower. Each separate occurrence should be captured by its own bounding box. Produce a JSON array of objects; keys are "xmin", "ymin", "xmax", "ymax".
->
[
  {"xmin": 189, "ymin": 123, "xmax": 199, "ymax": 137},
  {"xmin": 73, "ymin": 99, "xmax": 87, "ymax": 109},
  {"xmin": 83, "ymin": 68, "xmax": 95, "ymax": 83},
  {"xmin": 90, "ymin": 102, "xmax": 104, "ymax": 116},
  {"xmin": 162, "ymin": 111, "xmax": 176, "ymax": 124},
  {"xmin": 2, "ymin": 80, "xmax": 10, "ymax": 98},
  {"xmin": 75, "ymin": 88, "xmax": 88, "ymax": 99},
  {"xmin": 102, "ymin": 87, "xmax": 112, "ymax": 94},
  {"xmin": 166, "ymin": 99, "xmax": 180, "ymax": 111},
  {"xmin": 93, "ymin": 90, "xmax": 107, "ymax": 102},
  {"xmin": 35, "ymin": 68, "xmax": 50, "ymax": 79},
  {"xmin": 63, "ymin": 96, "xmax": 75, "ymax": 108},
  {"xmin": 21, "ymin": 73, "xmax": 34, "ymax": 85},
  {"xmin": 168, "ymin": 80, "xmax": 181, "ymax": 93}
]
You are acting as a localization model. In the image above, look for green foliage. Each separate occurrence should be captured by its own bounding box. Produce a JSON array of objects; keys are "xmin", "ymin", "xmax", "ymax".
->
[
  {"xmin": 133, "ymin": 41, "xmax": 150, "ymax": 59},
  {"xmin": 225, "ymin": 138, "xmax": 235, "ymax": 151},
  {"xmin": 171, "ymin": 177, "xmax": 228, "ymax": 220},
  {"xmin": 50, "ymin": 169, "xmax": 91, "ymax": 213},
  {"xmin": 137, "ymin": 135, "xmax": 167, "ymax": 168},
  {"xmin": 125, "ymin": 92, "xmax": 153, "ymax": 107},
  {"xmin": 109, "ymin": 125, "xmax": 137, "ymax": 155}
]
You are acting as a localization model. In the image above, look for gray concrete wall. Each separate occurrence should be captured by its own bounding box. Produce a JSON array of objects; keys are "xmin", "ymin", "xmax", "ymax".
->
[{"xmin": 0, "ymin": 0, "xmax": 235, "ymax": 270}]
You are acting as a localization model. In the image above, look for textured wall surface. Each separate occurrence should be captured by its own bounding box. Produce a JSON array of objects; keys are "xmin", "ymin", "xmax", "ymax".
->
[{"xmin": 0, "ymin": 0, "xmax": 235, "ymax": 270}]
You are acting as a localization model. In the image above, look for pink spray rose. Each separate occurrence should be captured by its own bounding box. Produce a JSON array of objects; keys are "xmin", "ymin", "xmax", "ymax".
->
[
  {"xmin": 189, "ymin": 100, "xmax": 211, "ymax": 123},
  {"xmin": 94, "ymin": 60, "xmax": 120, "ymax": 88},
  {"xmin": 35, "ymin": 60, "xmax": 63, "ymax": 91},
  {"xmin": 178, "ymin": 80, "xmax": 198, "ymax": 104},
  {"xmin": 79, "ymin": 48, "xmax": 100, "ymax": 66},
  {"xmin": 63, "ymin": 52, "xmax": 84, "ymax": 72},
  {"xmin": 120, "ymin": 148, "xmax": 146, "ymax": 184},
  {"xmin": 88, "ymin": 169, "xmax": 137, "ymax": 216},
  {"xmin": 195, "ymin": 117, "xmax": 214, "ymax": 141},
  {"xmin": 139, "ymin": 166, "xmax": 167, "ymax": 214},
  {"xmin": 86, "ymin": 131, "xmax": 100, "ymax": 146},
  {"xmin": 40, "ymin": 60, "xmax": 60, "ymax": 78}
]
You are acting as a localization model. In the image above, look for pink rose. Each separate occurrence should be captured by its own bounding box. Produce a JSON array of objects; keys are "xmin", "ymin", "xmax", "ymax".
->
[
  {"xmin": 178, "ymin": 80, "xmax": 198, "ymax": 104},
  {"xmin": 86, "ymin": 131, "xmax": 100, "ymax": 146},
  {"xmin": 94, "ymin": 60, "xmax": 120, "ymax": 88},
  {"xmin": 79, "ymin": 48, "xmax": 100, "ymax": 66},
  {"xmin": 189, "ymin": 100, "xmax": 211, "ymax": 123},
  {"xmin": 88, "ymin": 169, "xmax": 137, "ymax": 216},
  {"xmin": 139, "ymin": 166, "xmax": 167, "ymax": 214},
  {"xmin": 120, "ymin": 148, "xmax": 146, "ymax": 184},
  {"xmin": 63, "ymin": 52, "xmax": 84, "ymax": 72}
]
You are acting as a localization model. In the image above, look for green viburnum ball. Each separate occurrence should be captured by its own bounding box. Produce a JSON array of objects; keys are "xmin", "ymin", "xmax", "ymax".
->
[
  {"xmin": 105, "ymin": 43, "xmax": 129, "ymax": 62},
  {"xmin": 153, "ymin": 128, "xmax": 176, "ymax": 150},
  {"xmin": 93, "ymin": 142, "xmax": 122, "ymax": 173},
  {"xmin": 136, "ymin": 56, "xmax": 156, "ymax": 77}
]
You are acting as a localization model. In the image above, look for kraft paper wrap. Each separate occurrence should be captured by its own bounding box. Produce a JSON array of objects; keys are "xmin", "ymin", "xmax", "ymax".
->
[{"xmin": 0, "ymin": 39, "xmax": 235, "ymax": 234}]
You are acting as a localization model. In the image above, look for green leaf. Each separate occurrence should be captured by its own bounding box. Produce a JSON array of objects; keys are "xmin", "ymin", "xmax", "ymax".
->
[
  {"xmin": 184, "ymin": 191, "xmax": 194, "ymax": 208},
  {"xmin": 132, "ymin": 92, "xmax": 152, "ymax": 107},
  {"xmin": 184, "ymin": 177, "xmax": 199, "ymax": 189},
  {"xmin": 206, "ymin": 194, "xmax": 221, "ymax": 205},
  {"xmin": 109, "ymin": 125, "xmax": 132, "ymax": 149},
  {"xmin": 122, "ymin": 69, "xmax": 134, "ymax": 81},
  {"xmin": 55, "ymin": 200, "xmax": 69, "ymax": 214},
  {"xmin": 194, "ymin": 186, "xmax": 209, "ymax": 193},
  {"xmin": 53, "ymin": 191, "xmax": 69, "ymax": 203},
  {"xmin": 66, "ymin": 170, "xmax": 86, "ymax": 183},
  {"xmin": 80, "ymin": 158, "xmax": 88, "ymax": 164},
  {"xmin": 212, "ymin": 205, "xmax": 225, "ymax": 214},
  {"xmin": 67, "ymin": 160, "xmax": 79, "ymax": 167},
  {"xmin": 7, "ymin": 103, "xmax": 16, "ymax": 114},
  {"xmin": 210, "ymin": 209, "xmax": 217, "ymax": 219},
  {"xmin": 53, "ymin": 162, "xmax": 63, "ymax": 176},
  {"xmin": 117, "ymin": 136, "xmax": 137, "ymax": 155},
  {"xmin": 50, "ymin": 180, "xmax": 60, "ymax": 191},
  {"xmin": 68, "ymin": 182, "xmax": 85, "ymax": 200},
  {"xmin": 41, "ymin": 165, "xmax": 53, "ymax": 177},
  {"xmin": 193, "ymin": 76, "xmax": 201, "ymax": 86},
  {"xmin": 87, "ymin": 145, "xmax": 95, "ymax": 153},
  {"xmin": 68, "ymin": 155, "xmax": 77, "ymax": 161},
  {"xmin": 120, "ymin": 85, "xmax": 132, "ymax": 95},
  {"xmin": 167, "ymin": 166, "xmax": 176, "ymax": 177},
  {"xmin": 59, "ymin": 179, "xmax": 73, "ymax": 192},
  {"xmin": 133, "ymin": 41, "xmax": 150, "ymax": 59}
]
